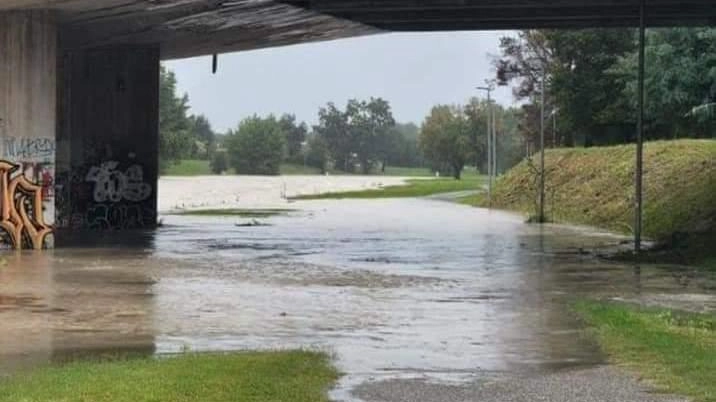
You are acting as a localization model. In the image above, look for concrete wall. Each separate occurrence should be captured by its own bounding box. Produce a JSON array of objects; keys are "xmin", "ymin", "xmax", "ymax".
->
[
  {"xmin": 0, "ymin": 11, "xmax": 57, "ymax": 249},
  {"xmin": 56, "ymin": 47, "xmax": 159, "ymax": 233}
]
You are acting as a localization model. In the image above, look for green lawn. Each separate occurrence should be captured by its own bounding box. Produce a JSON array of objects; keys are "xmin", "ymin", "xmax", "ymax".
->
[
  {"xmin": 280, "ymin": 163, "xmax": 323, "ymax": 175},
  {"xmin": 163, "ymin": 159, "xmax": 213, "ymax": 176},
  {"xmin": 292, "ymin": 175, "xmax": 484, "ymax": 200},
  {"xmin": 574, "ymin": 301, "xmax": 716, "ymax": 402},
  {"xmin": 162, "ymin": 160, "xmax": 441, "ymax": 177},
  {"xmin": 0, "ymin": 351, "xmax": 339, "ymax": 402}
]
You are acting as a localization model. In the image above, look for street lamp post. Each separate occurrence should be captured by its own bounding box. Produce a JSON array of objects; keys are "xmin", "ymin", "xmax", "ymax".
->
[{"xmin": 476, "ymin": 84, "xmax": 494, "ymax": 207}]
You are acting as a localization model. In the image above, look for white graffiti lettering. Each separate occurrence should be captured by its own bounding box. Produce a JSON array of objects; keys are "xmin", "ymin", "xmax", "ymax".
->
[{"xmin": 86, "ymin": 161, "xmax": 152, "ymax": 203}]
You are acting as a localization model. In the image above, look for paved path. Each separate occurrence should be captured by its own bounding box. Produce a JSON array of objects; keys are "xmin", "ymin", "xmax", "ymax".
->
[{"xmin": 352, "ymin": 366, "xmax": 687, "ymax": 402}]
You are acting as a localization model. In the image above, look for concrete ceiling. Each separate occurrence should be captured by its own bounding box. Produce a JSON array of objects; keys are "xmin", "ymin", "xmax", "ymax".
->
[
  {"xmin": 281, "ymin": 0, "xmax": 716, "ymax": 30},
  {"xmin": 1, "ymin": 1, "xmax": 379, "ymax": 60},
  {"xmin": 3, "ymin": 1, "xmax": 716, "ymax": 60}
]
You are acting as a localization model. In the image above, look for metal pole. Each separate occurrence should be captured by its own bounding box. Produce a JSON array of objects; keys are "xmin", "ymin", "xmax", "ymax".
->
[
  {"xmin": 492, "ymin": 102, "xmax": 497, "ymax": 176},
  {"xmin": 635, "ymin": 0, "xmax": 646, "ymax": 253},
  {"xmin": 539, "ymin": 68, "xmax": 546, "ymax": 223},
  {"xmin": 487, "ymin": 90, "xmax": 492, "ymax": 206},
  {"xmin": 475, "ymin": 83, "xmax": 493, "ymax": 207}
]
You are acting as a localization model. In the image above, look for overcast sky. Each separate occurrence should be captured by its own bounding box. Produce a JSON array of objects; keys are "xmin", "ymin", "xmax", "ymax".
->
[{"xmin": 166, "ymin": 31, "xmax": 516, "ymax": 133}]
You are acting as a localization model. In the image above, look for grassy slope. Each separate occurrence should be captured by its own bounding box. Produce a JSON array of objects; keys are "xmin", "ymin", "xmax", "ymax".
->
[
  {"xmin": 574, "ymin": 301, "xmax": 716, "ymax": 402},
  {"xmin": 292, "ymin": 175, "xmax": 484, "ymax": 200},
  {"xmin": 0, "ymin": 351, "xmax": 338, "ymax": 402},
  {"xmin": 462, "ymin": 140, "xmax": 716, "ymax": 242}
]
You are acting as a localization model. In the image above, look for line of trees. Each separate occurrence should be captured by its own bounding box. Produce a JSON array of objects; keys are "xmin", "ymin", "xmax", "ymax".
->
[{"xmin": 495, "ymin": 28, "xmax": 716, "ymax": 147}]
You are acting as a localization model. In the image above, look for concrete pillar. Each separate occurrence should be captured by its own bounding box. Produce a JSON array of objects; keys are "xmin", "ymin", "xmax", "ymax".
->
[
  {"xmin": 0, "ymin": 11, "xmax": 57, "ymax": 249},
  {"xmin": 56, "ymin": 47, "xmax": 159, "ymax": 234}
]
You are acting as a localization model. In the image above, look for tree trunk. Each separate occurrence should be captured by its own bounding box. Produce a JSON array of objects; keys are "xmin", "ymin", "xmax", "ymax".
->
[{"xmin": 453, "ymin": 164, "xmax": 462, "ymax": 180}]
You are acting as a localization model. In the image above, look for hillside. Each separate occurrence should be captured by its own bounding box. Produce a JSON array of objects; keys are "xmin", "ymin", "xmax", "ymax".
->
[{"xmin": 463, "ymin": 140, "xmax": 716, "ymax": 264}]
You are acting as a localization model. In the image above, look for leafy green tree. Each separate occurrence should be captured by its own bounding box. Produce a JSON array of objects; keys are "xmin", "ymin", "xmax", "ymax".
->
[
  {"xmin": 279, "ymin": 114, "xmax": 308, "ymax": 163},
  {"xmin": 189, "ymin": 114, "xmax": 215, "ymax": 159},
  {"xmin": 305, "ymin": 133, "xmax": 329, "ymax": 173},
  {"xmin": 314, "ymin": 98, "xmax": 396, "ymax": 173},
  {"xmin": 610, "ymin": 28, "xmax": 716, "ymax": 139},
  {"xmin": 210, "ymin": 151, "xmax": 229, "ymax": 174},
  {"xmin": 496, "ymin": 29, "xmax": 634, "ymax": 146},
  {"xmin": 346, "ymin": 98, "xmax": 396, "ymax": 174},
  {"xmin": 225, "ymin": 116, "xmax": 286, "ymax": 175},
  {"xmin": 159, "ymin": 66, "xmax": 193, "ymax": 171},
  {"xmin": 314, "ymin": 103, "xmax": 352, "ymax": 172},
  {"xmin": 419, "ymin": 105, "xmax": 471, "ymax": 179}
]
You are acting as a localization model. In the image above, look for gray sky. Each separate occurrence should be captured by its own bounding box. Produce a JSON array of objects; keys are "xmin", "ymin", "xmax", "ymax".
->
[{"xmin": 166, "ymin": 31, "xmax": 516, "ymax": 133}]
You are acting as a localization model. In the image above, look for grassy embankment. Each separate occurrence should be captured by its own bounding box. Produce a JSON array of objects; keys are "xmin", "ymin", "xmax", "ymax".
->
[
  {"xmin": 163, "ymin": 160, "xmax": 436, "ymax": 177},
  {"xmin": 461, "ymin": 139, "xmax": 716, "ymax": 268},
  {"xmin": 574, "ymin": 301, "xmax": 716, "ymax": 402},
  {"xmin": 292, "ymin": 171, "xmax": 484, "ymax": 200},
  {"xmin": 0, "ymin": 351, "xmax": 338, "ymax": 402}
]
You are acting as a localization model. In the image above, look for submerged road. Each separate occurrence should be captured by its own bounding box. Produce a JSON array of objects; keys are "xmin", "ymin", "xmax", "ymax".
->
[{"xmin": 1, "ymin": 194, "xmax": 714, "ymax": 401}]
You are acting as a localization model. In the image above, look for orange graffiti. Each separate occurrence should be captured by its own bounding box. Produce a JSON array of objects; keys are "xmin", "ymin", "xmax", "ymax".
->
[{"xmin": 0, "ymin": 160, "xmax": 53, "ymax": 249}]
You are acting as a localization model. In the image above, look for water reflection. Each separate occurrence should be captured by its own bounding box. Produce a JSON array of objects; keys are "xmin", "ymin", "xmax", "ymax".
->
[{"xmin": 0, "ymin": 198, "xmax": 714, "ymax": 395}]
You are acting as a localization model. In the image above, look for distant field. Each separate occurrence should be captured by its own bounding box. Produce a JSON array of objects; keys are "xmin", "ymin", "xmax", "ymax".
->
[
  {"xmin": 163, "ymin": 160, "xmax": 437, "ymax": 177},
  {"xmin": 163, "ymin": 159, "xmax": 213, "ymax": 176}
]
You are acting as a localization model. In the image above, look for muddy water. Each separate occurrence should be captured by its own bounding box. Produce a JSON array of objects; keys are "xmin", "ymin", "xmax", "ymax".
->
[{"xmin": 1, "ymin": 199, "xmax": 714, "ymax": 399}]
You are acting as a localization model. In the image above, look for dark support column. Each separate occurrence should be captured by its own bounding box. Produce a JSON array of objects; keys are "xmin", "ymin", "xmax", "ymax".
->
[
  {"xmin": 56, "ymin": 47, "xmax": 160, "ymax": 235},
  {"xmin": 635, "ymin": 0, "xmax": 646, "ymax": 254}
]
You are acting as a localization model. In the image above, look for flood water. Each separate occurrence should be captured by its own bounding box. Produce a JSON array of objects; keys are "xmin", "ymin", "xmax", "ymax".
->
[{"xmin": 1, "ymin": 198, "xmax": 715, "ymax": 400}]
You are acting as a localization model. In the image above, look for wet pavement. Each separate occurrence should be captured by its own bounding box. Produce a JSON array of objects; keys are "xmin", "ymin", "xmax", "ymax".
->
[{"xmin": 1, "ymin": 198, "xmax": 715, "ymax": 400}]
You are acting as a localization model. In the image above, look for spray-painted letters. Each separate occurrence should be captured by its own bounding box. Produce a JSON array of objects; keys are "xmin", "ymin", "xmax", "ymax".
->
[
  {"xmin": 2, "ymin": 137, "xmax": 55, "ymax": 160},
  {"xmin": 86, "ymin": 161, "xmax": 152, "ymax": 203},
  {"xmin": 0, "ymin": 160, "xmax": 53, "ymax": 249}
]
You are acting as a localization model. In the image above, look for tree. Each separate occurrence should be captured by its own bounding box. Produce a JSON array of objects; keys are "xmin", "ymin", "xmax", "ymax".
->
[
  {"xmin": 279, "ymin": 114, "xmax": 308, "ymax": 163},
  {"xmin": 210, "ymin": 151, "xmax": 229, "ymax": 174},
  {"xmin": 305, "ymin": 133, "xmax": 329, "ymax": 174},
  {"xmin": 419, "ymin": 105, "xmax": 471, "ymax": 179},
  {"xmin": 610, "ymin": 28, "xmax": 716, "ymax": 139},
  {"xmin": 314, "ymin": 98, "xmax": 396, "ymax": 174},
  {"xmin": 314, "ymin": 103, "xmax": 352, "ymax": 172},
  {"xmin": 225, "ymin": 116, "xmax": 286, "ymax": 175},
  {"xmin": 159, "ymin": 66, "xmax": 193, "ymax": 171},
  {"xmin": 345, "ymin": 98, "xmax": 396, "ymax": 174},
  {"xmin": 189, "ymin": 114, "xmax": 215, "ymax": 159},
  {"xmin": 496, "ymin": 29, "xmax": 634, "ymax": 146}
]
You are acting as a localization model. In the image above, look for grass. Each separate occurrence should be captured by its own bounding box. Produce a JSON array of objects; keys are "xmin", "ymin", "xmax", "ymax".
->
[
  {"xmin": 573, "ymin": 301, "xmax": 716, "ymax": 402},
  {"xmin": 162, "ymin": 159, "xmax": 438, "ymax": 177},
  {"xmin": 280, "ymin": 163, "xmax": 323, "ymax": 175},
  {"xmin": 163, "ymin": 159, "xmax": 213, "ymax": 176},
  {"xmin": 292, "ymin": 175, "xmax": 484, "ymax": 200},
  {"xmin": 171, "ymin": 208, "xmax": 294, "ymax": 217},
  {"xmin": 381, "ymin": 166, "xmax": 434, "ymax": 177},
  {"xmin": 0, "ymin": 350, "xmax": 339, "ymax": 402},
  {"xmin": 461, "ymin": 140, "xmax": 716, "ymax": 264}
]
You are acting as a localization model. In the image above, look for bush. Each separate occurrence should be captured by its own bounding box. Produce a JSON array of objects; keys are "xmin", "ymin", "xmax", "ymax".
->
[
  {"xmin": 225, "ymin": 116, "xmax": 286, "ymax": 175},
  {"xmin": 210, "ymin": 151, "xmax": 229, "ymax": 174}
]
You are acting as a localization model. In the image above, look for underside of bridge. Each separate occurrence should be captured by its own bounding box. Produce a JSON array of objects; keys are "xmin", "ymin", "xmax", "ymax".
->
[{"xmin": 0, "ymin": 0, "xmax": 714, "ymax": 248}]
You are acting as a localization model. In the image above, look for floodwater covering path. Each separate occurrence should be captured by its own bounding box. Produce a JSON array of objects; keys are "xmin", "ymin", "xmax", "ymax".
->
[{"xmin": 1, "ymin": 197, "xmax": 715, "ymax": 401}]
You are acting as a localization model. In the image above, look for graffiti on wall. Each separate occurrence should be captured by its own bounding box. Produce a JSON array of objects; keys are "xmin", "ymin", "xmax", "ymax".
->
[
  {"xmin": 0, "ymin": 160, "xmax": 53, "ymax": 249},
  {"xmin": 86, "ymin": 161, "xmax": 151, "ymax": 203},
  {"xmin": 2, "ymin": 137, "xmax": 55, "ymax": 160}
]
